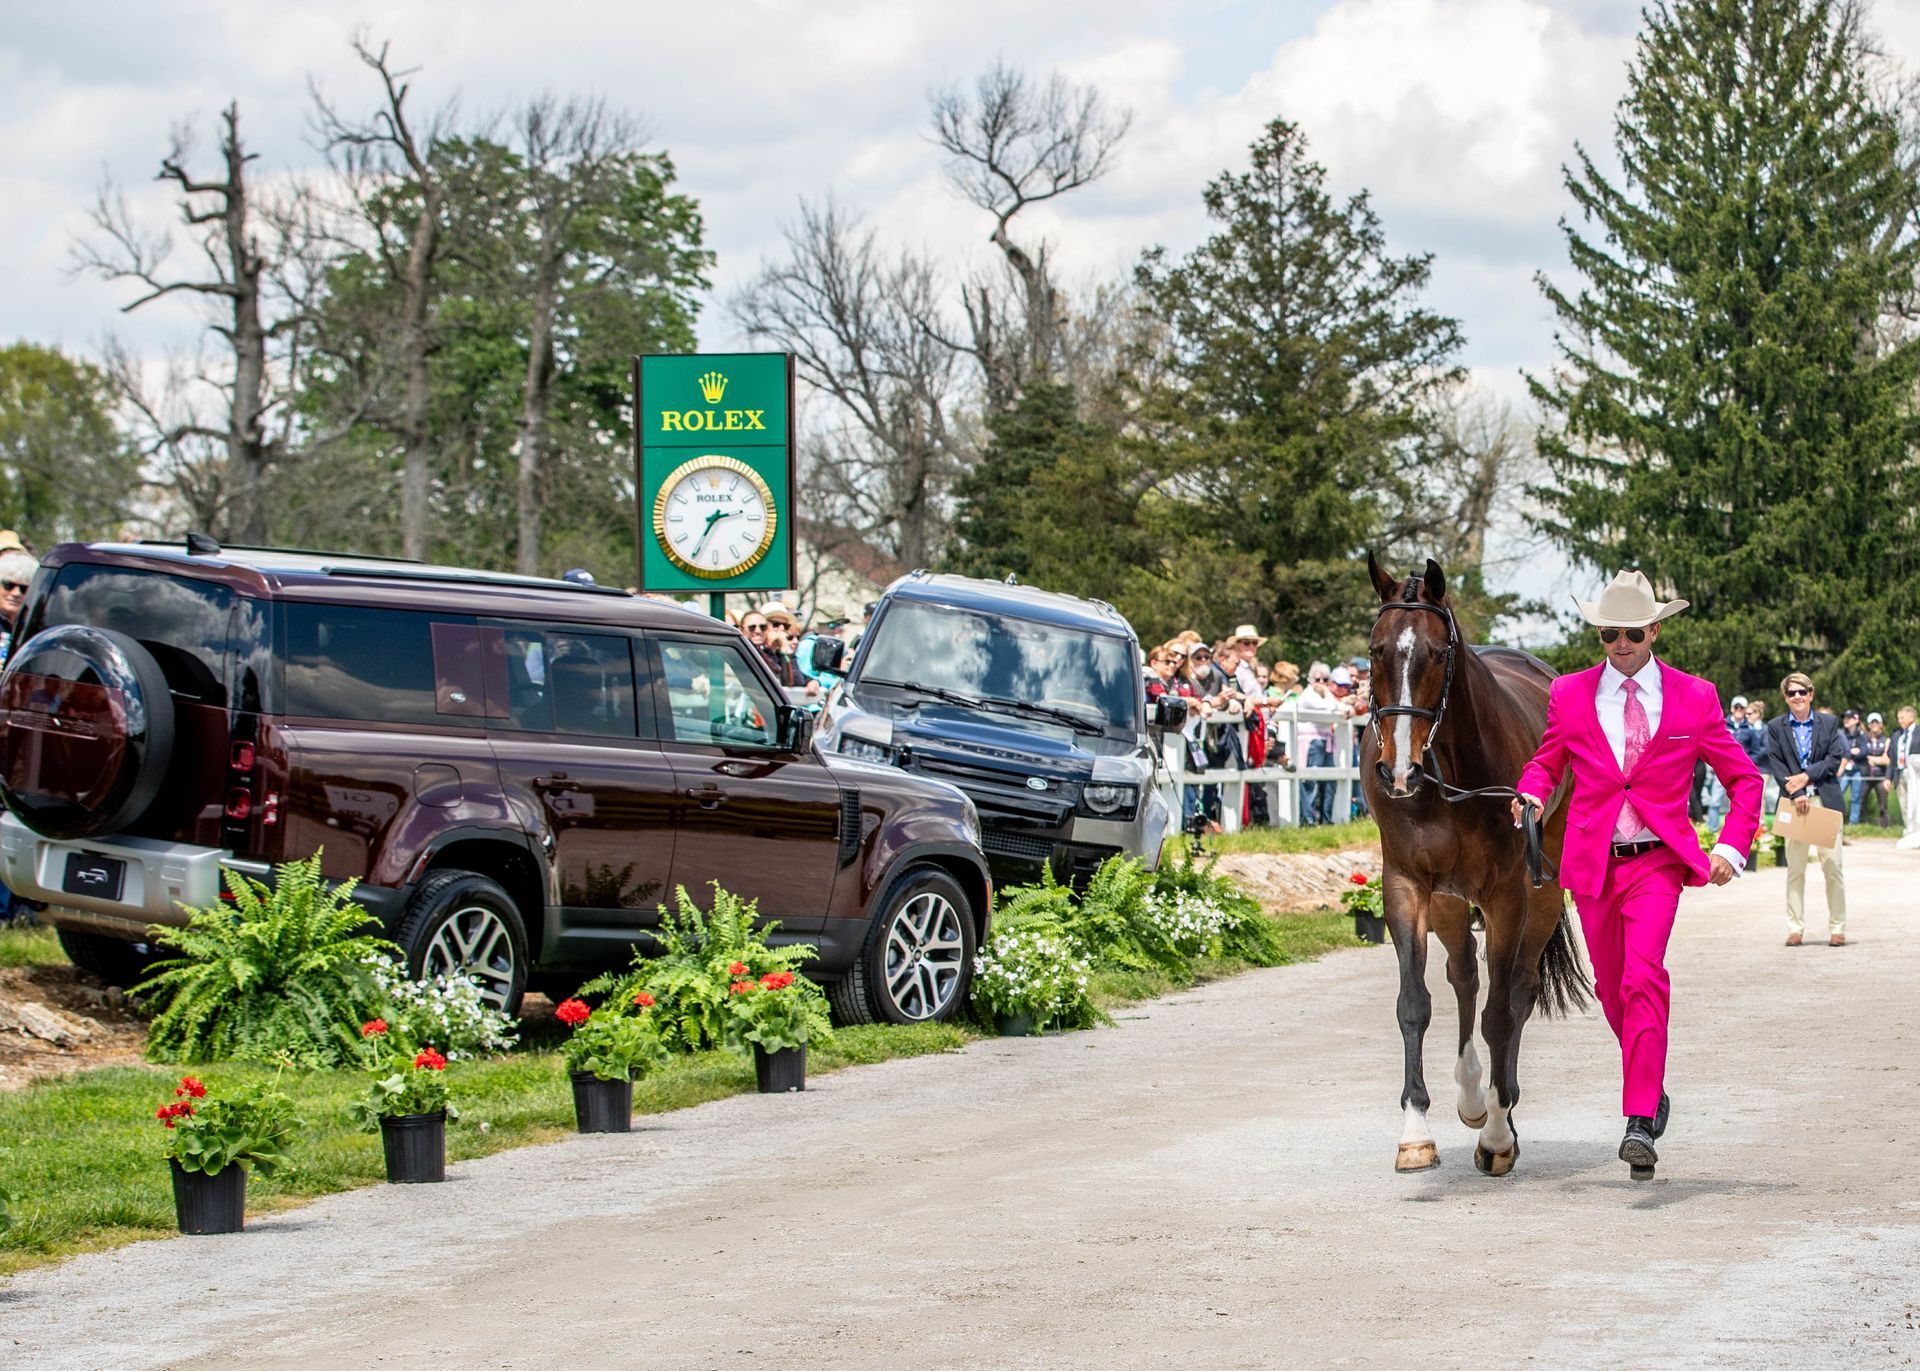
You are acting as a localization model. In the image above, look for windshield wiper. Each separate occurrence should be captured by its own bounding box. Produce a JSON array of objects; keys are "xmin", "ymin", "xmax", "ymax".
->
[
  {"xmin": 976, "ymin": 695, "xmax": 1106, "ymax": 734},
  {"xmin": 864, "ymin": 679, "xmax": 991, "ymax": 710}
]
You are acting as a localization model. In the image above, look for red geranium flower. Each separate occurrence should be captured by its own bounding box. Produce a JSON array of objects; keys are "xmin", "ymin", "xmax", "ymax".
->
[
  {"xmin": 361, "ymin": 1018, "xmax": 389, "ymax": 1038},
  {"xmin": 1350, "ymin": 872, "xmax": 1369, "ymax": 885},
  {"xmin": 727, "ymin": 961, "xmax": 748, "ymax": 977},
  {"xmin": 176, "ymin": 1075, "xmax": 207, "ymax": 1098},
  {"xmin": 414, "ymin": 1047, "xmax": 448, "ymax": 1071},
  {"xmin": 554, "ymin": 998, "xmax": 591, "ymax": 1027},
  {"xmin": 758, "ymin": 971, "xmax": 795, "ymax": 991},
  {"xmin": 729, "ymin": 979, "xmax": 754, "ymax": 995},
  {"xmin": 633, "ymin": 991, "xmax": 655, "ymax": 1009}
]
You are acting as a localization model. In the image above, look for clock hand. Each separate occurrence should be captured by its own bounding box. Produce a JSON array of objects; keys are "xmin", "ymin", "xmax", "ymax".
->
[{"xmin": 688, "ymin": 508, "xmax": 740, "ymax": 559}]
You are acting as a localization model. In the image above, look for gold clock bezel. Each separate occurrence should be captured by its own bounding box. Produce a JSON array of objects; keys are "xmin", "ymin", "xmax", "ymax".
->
[{"xmin": 652, "ymin": 454, "xmax": 779, "ymax": 580}]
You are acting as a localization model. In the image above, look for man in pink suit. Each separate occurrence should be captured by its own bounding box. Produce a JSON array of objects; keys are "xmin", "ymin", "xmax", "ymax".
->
[{"xmin": 1510, "ymin": 571, "xmax": 1762, "ymax": 1178}]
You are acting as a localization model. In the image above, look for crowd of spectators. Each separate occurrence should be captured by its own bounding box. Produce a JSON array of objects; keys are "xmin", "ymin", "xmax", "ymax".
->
[{"xmin": 1145, "ymin": 625, "xmax": 1371, "ymax": 829}]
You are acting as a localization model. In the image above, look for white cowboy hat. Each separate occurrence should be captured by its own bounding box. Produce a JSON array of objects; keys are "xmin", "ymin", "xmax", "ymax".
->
[
  {"xmin": 1230, "ymin": 623, "xmax": 1267, "ymax": 645},
  {"xmin": 1573, "ymin": 570, "xmax": 1689, "ymax": 628}
]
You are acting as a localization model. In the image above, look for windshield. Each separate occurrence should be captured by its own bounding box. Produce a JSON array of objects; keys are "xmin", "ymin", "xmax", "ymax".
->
[{"xmin": 859, "ymin": 600, "xmax": 1138, "ymax": 732}]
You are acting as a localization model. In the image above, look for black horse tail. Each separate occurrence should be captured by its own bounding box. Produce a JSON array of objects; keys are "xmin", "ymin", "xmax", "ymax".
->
[{"xmin": 1534, "ymin": 909, "xmax": 1592, "ymax": 1018}]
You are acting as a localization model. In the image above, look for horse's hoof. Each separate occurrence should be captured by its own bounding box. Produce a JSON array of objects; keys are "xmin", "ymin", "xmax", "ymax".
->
[
  {"xmin": 1630, "ymin": 1164, "xmax": 1656, "ymax": 1183},
  {"xmin": 1395, "ymin": 1140, "xmax": 1439, "ymax": 1172},
  {"xmin": 1458, "ymin": 1107, "xmax": 1488, "ymax": 1130},
  {"xmin": 1474, "ymin": 1141, "xmax": 1518, "ymax": 1176}
]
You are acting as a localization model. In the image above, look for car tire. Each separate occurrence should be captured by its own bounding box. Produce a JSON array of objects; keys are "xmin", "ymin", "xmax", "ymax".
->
[
  {"xmin": 0, "ymin": 624, "xmax": 176, "ymax": 840},
  {"xmin": 393, "ymin": 870, "xmax": 530, "ymax": 1017},
  {"xmin": 56, "ymin": 926, "xmax": 160, "ymax": 988},
  {"xmin": 834, "ymin": 867, "xmax": 976, "ymax": 1026}
]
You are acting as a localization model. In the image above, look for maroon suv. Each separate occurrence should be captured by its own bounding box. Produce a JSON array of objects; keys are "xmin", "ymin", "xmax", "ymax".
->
[{"xmin": 0, "ymin": 540, "xmax": 990, "ymax": 1024}]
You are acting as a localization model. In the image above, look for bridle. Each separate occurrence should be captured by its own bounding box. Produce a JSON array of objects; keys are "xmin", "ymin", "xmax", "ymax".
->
[{"xmin": 1366, "ymin": 592, "xmax": 1558, "ymax": 889}]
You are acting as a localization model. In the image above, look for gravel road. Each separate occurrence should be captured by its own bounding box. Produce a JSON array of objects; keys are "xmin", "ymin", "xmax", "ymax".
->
[{"xmin": 5, "ymin": 842, "xmax": 1917, "ymax": 1370}]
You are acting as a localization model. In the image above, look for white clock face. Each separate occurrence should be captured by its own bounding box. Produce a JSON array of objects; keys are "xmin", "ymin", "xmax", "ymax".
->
[{"xmin": 653, "ymin": 455, "xmax": 778, "ymax": 579}]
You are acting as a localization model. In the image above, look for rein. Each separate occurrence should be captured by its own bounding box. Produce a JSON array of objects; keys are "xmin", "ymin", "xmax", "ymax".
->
[{"xmin": 1367, "ymin": 597, "xmax": 1559, "ymax": 890}]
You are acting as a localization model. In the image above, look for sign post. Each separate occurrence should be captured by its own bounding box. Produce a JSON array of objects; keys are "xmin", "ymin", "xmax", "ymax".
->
[{"xmin": 633, "ymin": 352, "xmax": 796, "ymax": 618}]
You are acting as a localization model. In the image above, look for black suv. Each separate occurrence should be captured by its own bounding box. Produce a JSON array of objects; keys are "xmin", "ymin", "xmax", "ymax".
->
[{"xmin": 0, "ymin": 540, "xmax": 990, "ymax": 1024}]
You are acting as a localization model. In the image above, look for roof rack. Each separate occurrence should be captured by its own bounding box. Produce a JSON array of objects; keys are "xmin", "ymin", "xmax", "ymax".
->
[
  {"xmin": 138, "ymin": 535, "xmax": 424, "ymax": 565},
  {"xmin": 321, "ymin": 564, "xmax": 631, "ymax": 596}
]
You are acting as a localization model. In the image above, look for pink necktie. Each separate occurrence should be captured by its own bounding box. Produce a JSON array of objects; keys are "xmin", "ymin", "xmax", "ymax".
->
[{"xmin": 1616, "ymin": 679, "xmax": 1649, "ymax": 839}]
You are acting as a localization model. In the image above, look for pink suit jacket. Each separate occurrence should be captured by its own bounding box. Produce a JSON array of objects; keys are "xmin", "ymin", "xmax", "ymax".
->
[{"xmin": 1515, "ymin": 659, "xmax": 1763, "ymax": 898}]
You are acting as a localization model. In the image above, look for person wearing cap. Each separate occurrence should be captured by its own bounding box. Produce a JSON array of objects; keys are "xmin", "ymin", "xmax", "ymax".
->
[
  {"xmin": 1860, "ymin": 711, "xmax": 1893, "ymax": 828},
  {"xmin": 1763, "ymin": 673, "xmax": 1848, "ymax": 948},
  {"xmin": 1512, "ymin": 570, "xmax": 1762, "ymax": 1178},
  {"xmin": 561, "ymin": 567, "xmax": 597, "ymax": 587},
  {"xmin": 1837, "ymin": 708, "xmax": 1868, "ymax": 823}
]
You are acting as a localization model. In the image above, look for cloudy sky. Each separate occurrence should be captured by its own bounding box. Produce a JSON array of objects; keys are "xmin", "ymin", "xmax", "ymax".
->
[{"xmin": 5, "ymin": 0, "xmax": 1919, "ymax": 616}]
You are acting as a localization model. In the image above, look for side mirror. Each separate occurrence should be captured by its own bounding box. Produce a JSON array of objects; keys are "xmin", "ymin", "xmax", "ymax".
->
[
  {"xmin": 1151, "ymin": 696, "xmax": 1189, "ymax": 728},
  {"xmin": 782, "ymin": 706, "xmax": 816, "ymax": 753},
  {"xmin": 811, "ymin": 636, "xmax": 846, "ymax": 675}
]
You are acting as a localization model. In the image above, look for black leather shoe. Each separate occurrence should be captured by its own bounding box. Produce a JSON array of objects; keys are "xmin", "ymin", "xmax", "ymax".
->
[
  {"xmin": 1620, "ymin": 1116, "xmax": 1658, "ymax": 1171},
  {"xmin": 1652, "ymin": 1091, "xmax": 1670, "ymax": 1140}
]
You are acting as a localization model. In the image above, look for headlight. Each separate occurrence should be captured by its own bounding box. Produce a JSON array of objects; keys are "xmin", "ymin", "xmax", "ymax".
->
[
  {"xmin": 1078, "ymin": 782, "xmax": 1139, "ymax": 817},
  {"xmin": 838, "ymin": 736, "xmax": 896, "ymax": 765}
]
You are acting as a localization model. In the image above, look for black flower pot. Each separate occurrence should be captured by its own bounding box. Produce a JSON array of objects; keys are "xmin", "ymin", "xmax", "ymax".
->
[
  {"xmin": 379, "ymin": 1110, "xmax": 447, "ymax": 1183},
  {"xmin": 753, "ymin": 1044, "xmax": 807, "ymax": 1093},
  {"xmin": 170, "ymin": 1158, "xmax": 246, "ymax": 1235},
  {"xmin": 994, "ymin": 1012, "xmax": 1038, "ymax": 1037},
  {"xmin": 569, "ymin": 1070, "xmax": 634, "ymax": 1133},
  {"xmin": 1354, "ymin": 912, "xmax": 1387, "ymax": 945}
]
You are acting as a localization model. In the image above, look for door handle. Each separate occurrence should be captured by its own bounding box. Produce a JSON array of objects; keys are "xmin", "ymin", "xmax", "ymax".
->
[
  {"xmin": 684, "ymin": 785, "xmax": 727, "ymax": 809},
  {"xmin": 533, "ymin": 772, "xmax": 570, "ymax": 787}
]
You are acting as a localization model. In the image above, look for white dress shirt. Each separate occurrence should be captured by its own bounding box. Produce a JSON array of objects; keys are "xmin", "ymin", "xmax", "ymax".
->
[{"xmin": 1595, "ymin": 659, "xmax": 1745, "ymax": 874}]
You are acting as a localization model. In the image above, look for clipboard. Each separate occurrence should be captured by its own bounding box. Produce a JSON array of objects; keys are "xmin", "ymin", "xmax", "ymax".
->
[{"xmin": 1775, "ymin": 795, "xmax": 1842, "ymax": 848}]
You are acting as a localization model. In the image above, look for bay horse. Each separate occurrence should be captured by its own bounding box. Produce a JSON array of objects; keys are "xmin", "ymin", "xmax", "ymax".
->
[{"xmin": 1361, "ymin": 554, "xmax": 1589, "ymax": 1175}]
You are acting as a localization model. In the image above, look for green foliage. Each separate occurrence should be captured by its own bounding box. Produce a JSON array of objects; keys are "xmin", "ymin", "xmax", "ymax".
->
[
  {"xmin": 137, "ymin": 853, "xmax": 398, "ymax": 1069},
  {"xmin": 578, "ymin": 884, "xmax": 815, "ymax": 1053},
  {"xmin": 724, "ymin": 971, "xmax": 835, "ymax": 1055},
  {"xmin": 365, "ymin": 957, "xmax": 519, "ymax": 1060},
  {"xmin": 1532, "ymin": 0, "xmax": 1920, "ymax": 703},
  {"xmin": 156, "ymin": 1075, "xmax": 297, "ymax": 1178},
  {"xmin": 1149, "ymin": 847, "xmax": 1287, "ymax": 964},
  {"xmin": 970, "ymin": 926, "xmax": 1103, "ymax": 1032},
  {"xmin": 347, "ymin": 1024, "xmax": 456, "ymax": 1127},
  {"xmin": 1062, "ymin": 856, "xmax": 1187, "ymax": 978},
  {"xmin": 0, "ymin": 1181, "xmax": 12, "ymax": 1233},
  {"xmin": 0, "ymin": 342, "xmax": 140, "ymax": 542},
  {"xmin": 558, "ymin": 1002, "xmax": 671, "ymax": 1082}
]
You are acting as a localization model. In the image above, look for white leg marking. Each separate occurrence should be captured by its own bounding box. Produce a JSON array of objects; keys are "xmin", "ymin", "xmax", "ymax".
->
[
  {"xmin": 1400, "ymin": 1102, "xmax": 1434, "ymax": 1145},
  {"xmin": 1455, "ymin": 1040, "xmax": 1487, "ymax": 1123},
  {"xmin": 1392, "ymin": 626, "xmax": 1415, "ymax": 788},
  {"xmin": 1479, "ymin": 1084, "xmax": 1514, "ymax": 1153}
]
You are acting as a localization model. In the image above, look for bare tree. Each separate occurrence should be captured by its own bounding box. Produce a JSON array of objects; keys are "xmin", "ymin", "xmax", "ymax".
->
[
  {"xmin": 313, "ymin": 36, "xmax": 453, "ymax": 560},
  {"xmin": 930, "ymin": 63, "xmax": 1130, "ymax": 410},
  {"xmin": 733, "ymin": 201, "xmax": 963, "ymax": 566},
  {"xmin": 1390, "ymin": 384, "xmax": 1546, "ymax": 584},
  {"xmin": 74, "ymin": 104, "xmax": 282, "ymax": 541}
]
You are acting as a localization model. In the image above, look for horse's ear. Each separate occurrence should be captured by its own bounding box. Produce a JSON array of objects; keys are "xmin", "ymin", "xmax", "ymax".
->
[
  {"xmin": 1367, "ymin": 550, "xmax": 1397, "ymax": 602},
  {"xmin": 1423, "ymin": 558, "xmax": 1448, "ymax": 604}
]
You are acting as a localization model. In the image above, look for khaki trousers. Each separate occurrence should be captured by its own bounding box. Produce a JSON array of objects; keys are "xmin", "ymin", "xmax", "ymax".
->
[
  {"xmin": 1900, "ymin": 764, "xmax": 1920, "ymax": 846},
  {"xmin": 1785, "ymin": 837, "xmax": 1846, "ymax": 937}
]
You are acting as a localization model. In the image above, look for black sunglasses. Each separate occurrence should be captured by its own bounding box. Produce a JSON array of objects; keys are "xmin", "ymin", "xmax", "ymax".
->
[
  {"xmin": 1597, "ymin": 627, "xmax": 1647, "ymax": 644},
  {"xmin": 1785, "ymin": 687, "xmax": 1810, "ymax": 698},
  {"xmin": 0, "ymin": 581, "xmax": 26, "ymax": 593}
]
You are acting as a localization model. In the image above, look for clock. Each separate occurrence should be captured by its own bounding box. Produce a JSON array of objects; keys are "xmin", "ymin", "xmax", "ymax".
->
[{"xmin": 651, "ymin": 454, "xmax": 779, "ymax": 579}]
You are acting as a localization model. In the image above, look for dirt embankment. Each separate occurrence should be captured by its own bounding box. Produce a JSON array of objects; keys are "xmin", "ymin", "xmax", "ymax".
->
[
  {"xmin": 1212, "ymin": 845, "xmax": 1382, "ymax": 913},
  {"xmin": 0, "ymin": 961, "xmax": 149, "ymax": 1089}
]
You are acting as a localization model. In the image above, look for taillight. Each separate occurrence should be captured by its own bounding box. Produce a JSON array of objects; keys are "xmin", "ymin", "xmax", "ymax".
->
[
  {"xmin": 225, "ymin": 787, "xmax": 253, "ymax": 820},
  {"xmin": 230, "ymin": 741, "xmax": 256, "ymax": 771}
]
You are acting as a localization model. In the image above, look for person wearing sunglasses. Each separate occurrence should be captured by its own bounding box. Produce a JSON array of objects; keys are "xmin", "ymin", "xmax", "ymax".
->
[
  {"xmin": 0, "ymin": 548, "xmax": 37, "ymax": 669},
  {"xmin": 1511, "ymin": 569, "xmax": 1762, "ymax": 1179},
  {"xmin": 1762, "ymin": 672, "xmax": 1848, "ymax": 948}
]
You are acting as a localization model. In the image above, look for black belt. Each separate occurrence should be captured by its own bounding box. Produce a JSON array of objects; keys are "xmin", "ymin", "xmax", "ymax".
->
[{"xmin": 1610, "ymin": 838, "xmax": 1662, "ymax": 859}]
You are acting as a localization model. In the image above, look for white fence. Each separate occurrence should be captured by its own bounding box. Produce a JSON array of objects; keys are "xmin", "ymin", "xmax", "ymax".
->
[{"xmin": 1156, "ymin": 705, "xmax": 1367, "ymax": 833}]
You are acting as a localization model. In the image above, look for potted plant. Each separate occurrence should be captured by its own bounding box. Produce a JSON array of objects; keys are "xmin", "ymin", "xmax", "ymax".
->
[
  {"xmin": 969, "ymin": 926, "xmax": 1098, "ymax": 1036},
  {"xmin": 556, "ymin": 995, "xmax": 667, "ymax": 1132},
  {"xmin": 723, "ymin": 966, "xmax": 833, "ymax": 1092},
  {"xmin": 350, "ymin": 1019, "xmax": 456, "ymax": 1183},
  {"xmin": 1342, "ymin": 871, "xmax": 1387, "ymax": 944},
  {"xmin": 154, "ymin": 1074, "xmax": 296, "ymax": 1234}
]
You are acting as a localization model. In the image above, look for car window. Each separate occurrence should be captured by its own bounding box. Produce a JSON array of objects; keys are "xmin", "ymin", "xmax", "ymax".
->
[
  {"xmin": 33, "ymin": 564, "xmax": 235, "ymax": 706},
  {"xmin": 658, "ymin": 640, "xmax": 780, "ymax": 749},
  {"xmin": 487, "ymin": 626, "xmax": 639, "ymax": 738},
  {"xmin": 281, "ymin": 603, "xmax": 445, "ymax": 726}
]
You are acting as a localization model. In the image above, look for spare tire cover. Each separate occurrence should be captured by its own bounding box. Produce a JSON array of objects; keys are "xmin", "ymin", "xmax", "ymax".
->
[{"xmin": 0, "ymin": 624, "xmax": 177, "ymax": 840}]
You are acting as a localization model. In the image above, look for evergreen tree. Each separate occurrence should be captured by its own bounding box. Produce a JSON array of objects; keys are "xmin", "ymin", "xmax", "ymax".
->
[
  {"xmin": 0, "ymin": 343, "xmax": 139, "ymax": 542},
  {"xmin": 1136, "ymin": 118, "xmax": 1463, "ymax": 653},
  {"xmin": 949, "ymin": 382, "xmax": 1091, "ymax": 581},
  {"xmin": 1532, "ymin": 0, "xmax": 1920, "ymax": 700}
]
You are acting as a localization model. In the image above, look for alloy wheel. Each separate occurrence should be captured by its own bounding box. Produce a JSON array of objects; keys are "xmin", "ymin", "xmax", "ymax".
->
[
  {"xmin": 423, "ymin": 903, "xmax": 518, "ymax": 1011},
  {"xmin": 882, "ymin": 891, "xmax": 966, "ymax": 1020}
]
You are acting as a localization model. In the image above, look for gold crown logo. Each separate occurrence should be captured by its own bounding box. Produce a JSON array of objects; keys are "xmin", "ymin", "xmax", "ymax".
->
[{"xmin": 697, "ymin": 370, "xmax": 728, "ymax": 404}]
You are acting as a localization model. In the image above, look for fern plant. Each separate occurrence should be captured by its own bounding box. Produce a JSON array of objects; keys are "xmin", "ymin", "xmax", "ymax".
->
[
  {"xmin": 138, "ymin": 852, "xmax": 398, "ymax": 1068},
  {"xmin": 1150, "ymin": 849, "xmax": 1286, "ymax": 965},
  {"xmin": 579, "ymin": 883, "xmax": 815, "ymax": 1053}
]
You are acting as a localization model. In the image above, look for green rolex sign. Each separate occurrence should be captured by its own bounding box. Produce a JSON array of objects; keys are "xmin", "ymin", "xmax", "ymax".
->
[{"xmin": 633, "ymin": 352, "xmax": 795, "ymax": 594}]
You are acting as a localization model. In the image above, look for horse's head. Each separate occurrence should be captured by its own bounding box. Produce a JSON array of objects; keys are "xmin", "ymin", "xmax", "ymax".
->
[{"xmin": 1366, "ymin": 552, "xmax": 1456, "ymax": 798}]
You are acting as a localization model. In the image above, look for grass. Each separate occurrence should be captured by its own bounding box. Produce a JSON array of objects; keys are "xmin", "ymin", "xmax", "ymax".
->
[
  {"xmin": 0, "ymin": 924, "xmax": 66, "ymax": 970},
  {"xmin": 0, "ymin": 1020, "xmax": 975, "ymax": 1276},
  {"xmin": 1191, "ymin": 816, "xmax": 1381, "ymax": 856}
]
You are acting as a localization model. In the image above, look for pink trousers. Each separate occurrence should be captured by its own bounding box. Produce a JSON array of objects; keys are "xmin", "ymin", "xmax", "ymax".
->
[{"xmin": 1572, "ymin": 848, "xmax": 1686, "ymax": 1118}]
